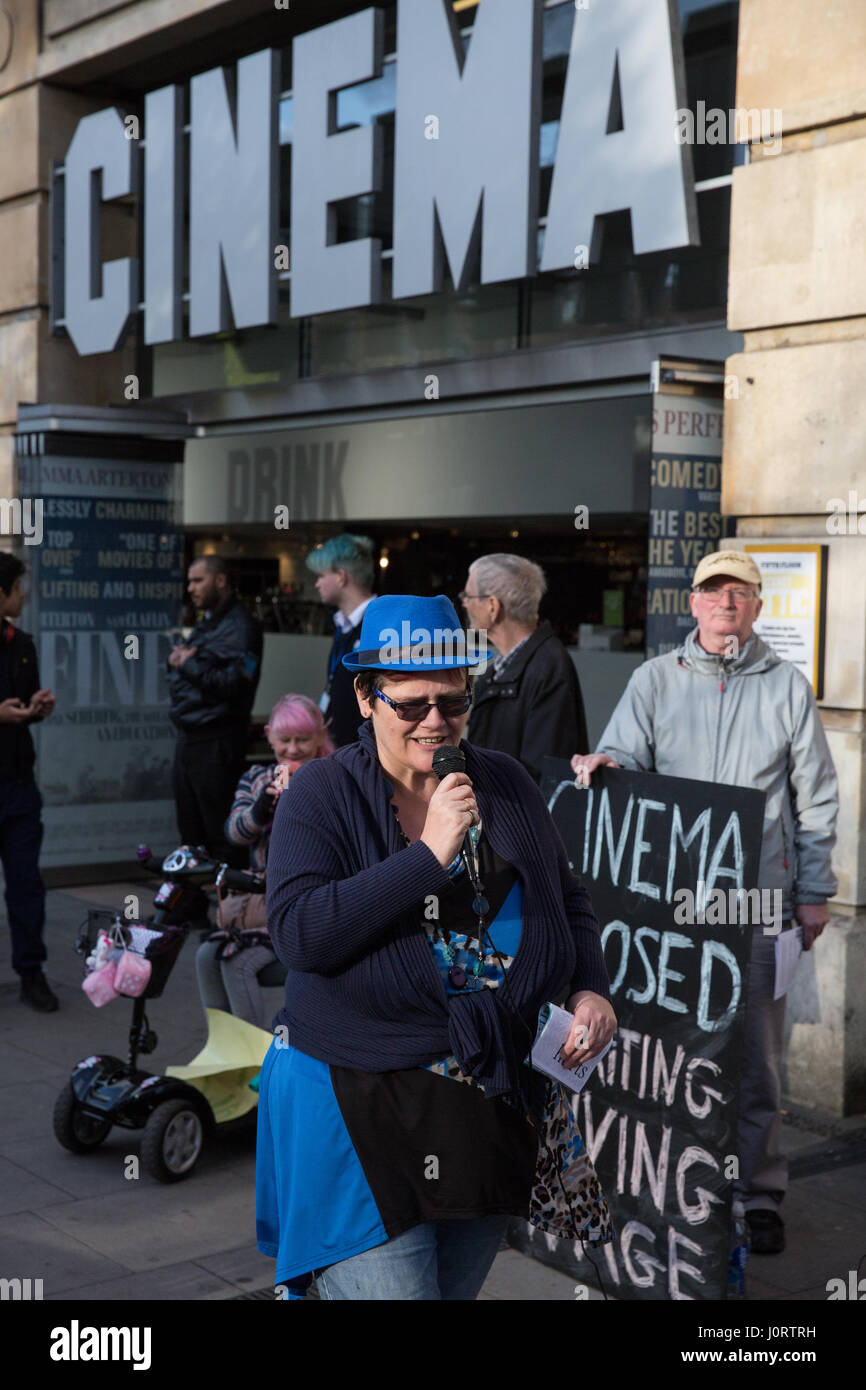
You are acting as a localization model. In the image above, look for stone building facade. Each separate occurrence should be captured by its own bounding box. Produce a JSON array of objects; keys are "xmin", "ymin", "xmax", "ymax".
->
[{"xmin": 724, "ymin": 0, "xmax": 866, "ymax": 1112}]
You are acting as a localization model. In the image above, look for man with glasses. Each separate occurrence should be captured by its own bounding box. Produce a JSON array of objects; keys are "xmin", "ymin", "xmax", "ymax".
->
[
  {"xmin": 462, "ymin": 553, "xmax": 589, "ymax": 782},
  {"xmin": 571, "ymin": 550, "xmax": 839, "ymax": 1255}
]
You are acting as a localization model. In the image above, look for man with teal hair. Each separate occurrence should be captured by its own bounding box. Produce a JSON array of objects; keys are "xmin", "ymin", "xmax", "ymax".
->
[{"xmin": 306, "ymin": 534, "xmax": 376, "ymax": 746}]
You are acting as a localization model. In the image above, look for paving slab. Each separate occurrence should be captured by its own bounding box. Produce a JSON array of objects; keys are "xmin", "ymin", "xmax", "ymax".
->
[
  {"xmin": 805, "ymin": 1166, "xmax": 866, "ymax": 1214},
  {"xmin": 37, "ymin": 1165, "xmax": 258, "ymax": 1269},
  {"xmin": 0, "ymin": 1132, "xmax": 147, "ymax": 1200},
  {"xmin": 0, "ymin": 1210, "xmax": 128, "ymax": 1294},
  {"xmin": 60, "ymin": 882, "xmax": 154, "ymax": 910},
  {"xmin": 0, "ymin": 1154, "xmax": 75, "ymax": 1218},
  {"xmin": 785, "ymin": 1284, "xmax": 841, "ymax": 1302},
  {"xmin": 0, "ymin": 1077, "xmax": 84, "ymax": 1142},
  {"xmin": 746, "ymin": 1271, "xmax": 795, "ymax": 1301},
  {"xmin": 46, "ymin": 1262, "xmax": 238, "ymax": 1302},
  {"xmin": 479, "ymin": 1248, "xmax": 593, "ymax": 1301},
  {"xmin": 195, "ymin": 1243, "xmax": 280, "ymax": 1293},
  {"xmin": 747, "ymin": 1187, "xmax": 866, "ymax": 1296},
  {"xmin": 0, "ymin": 1038, "xmax": 76, "ymax": 1087}
]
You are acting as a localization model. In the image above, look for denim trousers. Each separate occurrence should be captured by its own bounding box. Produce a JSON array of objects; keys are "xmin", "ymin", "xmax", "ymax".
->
[{"xmin": 315, "ymin": 1215, "xmax": 509, "ymax": 1301}]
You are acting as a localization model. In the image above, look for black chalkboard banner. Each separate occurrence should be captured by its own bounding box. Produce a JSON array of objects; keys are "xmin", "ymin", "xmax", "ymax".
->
[{"xmin": 509, "ymin": 758, "xmax": 766, "ymax": 1301}]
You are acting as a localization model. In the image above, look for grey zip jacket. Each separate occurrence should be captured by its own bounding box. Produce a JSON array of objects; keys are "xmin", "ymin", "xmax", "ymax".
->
[{"xmin": 596, "ymin": 627, "xmax": 838, "ymax": 918}]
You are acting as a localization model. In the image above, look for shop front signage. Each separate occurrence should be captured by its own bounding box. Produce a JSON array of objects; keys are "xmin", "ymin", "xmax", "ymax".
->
[
  {"xmin": 17, "ymin": 448, "xmax": 185, "ymax": 868},
  {"xmin": 646, "ymin": 393, "xmax": 724, "ymax": 659},
  {"xmin": 57, "ymin": 0, "xmax": 696, "ymax": 355}
]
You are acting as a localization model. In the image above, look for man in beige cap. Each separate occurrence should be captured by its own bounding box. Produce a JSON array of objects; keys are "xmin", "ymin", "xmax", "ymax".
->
[{"xmin": 572, "ymin": 549, "xmax": 838, "ymax": 1255}]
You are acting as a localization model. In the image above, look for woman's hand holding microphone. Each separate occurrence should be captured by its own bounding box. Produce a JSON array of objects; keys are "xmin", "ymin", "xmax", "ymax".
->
[{"xmin": 421, "ymin": 772, "xmax": 479, "ymax": 869}]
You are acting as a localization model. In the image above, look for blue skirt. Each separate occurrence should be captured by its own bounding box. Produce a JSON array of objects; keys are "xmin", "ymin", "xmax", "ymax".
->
[{"xmin": 256, "ymin": 1039, "xmax": 389, "ymax": 1297}]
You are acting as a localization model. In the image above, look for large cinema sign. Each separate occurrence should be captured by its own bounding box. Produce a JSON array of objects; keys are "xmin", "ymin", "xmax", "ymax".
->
[{"xmin": 57, "ymin": 0, "xmax": 697, "ymax": 356}]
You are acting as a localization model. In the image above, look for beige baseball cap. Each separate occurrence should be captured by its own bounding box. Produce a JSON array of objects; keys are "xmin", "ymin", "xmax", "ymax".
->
[{"xmin": 692, "ymin": 549, "xmax": 762, "ymax": 590}]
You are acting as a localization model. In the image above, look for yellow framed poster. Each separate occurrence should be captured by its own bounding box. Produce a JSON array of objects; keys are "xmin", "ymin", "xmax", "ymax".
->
[{"xmin": 742, "ymin": 543, "xmax": 827, "ymax": 697}]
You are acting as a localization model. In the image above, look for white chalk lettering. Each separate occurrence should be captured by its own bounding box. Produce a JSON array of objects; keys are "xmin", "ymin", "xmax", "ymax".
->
[
  {"xmin": 628, "ymin": 798, "xmax": 666, "ymax": 897},
  {"xmin": 592, "ymin": 789, "xmax": 635, "ymax": 885},
  {"xmin": 676, "ymin": 1145, "xmax": 722, "ymax": 1225}
]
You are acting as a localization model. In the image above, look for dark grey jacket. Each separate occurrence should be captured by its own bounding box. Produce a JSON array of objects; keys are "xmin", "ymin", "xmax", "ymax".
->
[
  {"xmin": 467, "ymin": 621, "xmax": 589, "ymax": 782},
  {"xmin": 167, "ymin": 594, "xmax": 263, "ymax": 737}
]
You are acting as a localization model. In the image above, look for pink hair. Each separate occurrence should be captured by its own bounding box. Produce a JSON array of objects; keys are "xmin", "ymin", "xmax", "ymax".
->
[{"xmin": 268, "ymin": 693, "xmax": 334, "ymax": 756}]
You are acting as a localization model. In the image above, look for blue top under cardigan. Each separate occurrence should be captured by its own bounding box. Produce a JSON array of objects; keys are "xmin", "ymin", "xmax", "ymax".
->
[{"xmin": 266, "ymin": 721, "xmax": 610, "ymax": 1100}]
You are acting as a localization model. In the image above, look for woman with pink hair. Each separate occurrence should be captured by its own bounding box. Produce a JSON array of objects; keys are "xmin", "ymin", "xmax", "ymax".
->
[{"xmin": 195, "ymin": 695, "xmax": 333, "ymax": 1027}]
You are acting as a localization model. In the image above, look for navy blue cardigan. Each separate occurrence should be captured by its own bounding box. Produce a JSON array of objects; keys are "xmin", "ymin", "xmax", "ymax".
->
[{"xmin": 266, "ymin": 721, "xmax": 610, "ymax": 1100}]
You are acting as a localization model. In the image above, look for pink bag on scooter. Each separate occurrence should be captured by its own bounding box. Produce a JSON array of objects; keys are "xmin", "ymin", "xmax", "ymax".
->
[
  {"xmin": 82, "ymin": 962, "xmax": 120, "ymax": 1007},
  {"xmin": 113, "ymin": 949, "xmax": 152, "ymax": 997}
]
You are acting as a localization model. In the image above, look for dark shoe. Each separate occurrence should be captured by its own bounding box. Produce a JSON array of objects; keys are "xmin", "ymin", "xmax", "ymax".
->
[
  {"xmin": 746, "ymin": 1209, "xmax": 785, "ymax": 1254},
  {"xmin": 20, "ymin": 970, "xmax": 59, "ymax": 1012}
]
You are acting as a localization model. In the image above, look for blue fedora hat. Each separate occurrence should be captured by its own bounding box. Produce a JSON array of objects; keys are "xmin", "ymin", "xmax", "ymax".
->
[{"xmin": 342, "ymin": 594, "xmax": 486, "ymax": 672}]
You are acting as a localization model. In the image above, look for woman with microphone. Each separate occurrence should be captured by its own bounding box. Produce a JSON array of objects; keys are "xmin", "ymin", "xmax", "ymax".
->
[{"xmin": 256, "ymin": 595, "xmax": 616, "ymax": 1300}]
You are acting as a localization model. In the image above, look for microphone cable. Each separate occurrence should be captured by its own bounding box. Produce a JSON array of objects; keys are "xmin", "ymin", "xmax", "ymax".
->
[{"xmin": 461, "ymin": 827, "xmax": 612, "ymax": 1301}]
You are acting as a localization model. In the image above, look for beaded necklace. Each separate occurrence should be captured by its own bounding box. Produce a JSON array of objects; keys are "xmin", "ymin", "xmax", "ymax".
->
[{"xmin": 394, "ymin": 804, "xmax": 489, "ymax": 990}]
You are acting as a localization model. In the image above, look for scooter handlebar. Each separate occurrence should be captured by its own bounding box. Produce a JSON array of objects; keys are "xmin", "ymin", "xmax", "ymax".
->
[
  {"xmin": 136, "ymin": 846, "xmax": 166, "ymax": 876},
  {"xmin": 216, "ymin": 865, "xmax": 266, "ymax": 894}
]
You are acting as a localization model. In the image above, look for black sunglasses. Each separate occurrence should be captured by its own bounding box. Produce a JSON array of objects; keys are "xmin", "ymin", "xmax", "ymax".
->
[{"xmin": 373, "ymin": 688, "xmax": 473, "ymax": 722}]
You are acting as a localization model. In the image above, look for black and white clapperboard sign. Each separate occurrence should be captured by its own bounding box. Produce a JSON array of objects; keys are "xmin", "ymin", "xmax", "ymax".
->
[{"xmin": 509, "ymin": 759, "xmax": 765, "ymax": 1301}]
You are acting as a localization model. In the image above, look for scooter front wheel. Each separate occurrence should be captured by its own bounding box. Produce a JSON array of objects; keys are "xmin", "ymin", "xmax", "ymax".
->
[
  {"xmin": 141, "ymin": 1098, "xmax": 205, "ymax": 1182},
  {"xmin": 53, "ymin": 1082, "xmax": 112, "ymax": 1153}
]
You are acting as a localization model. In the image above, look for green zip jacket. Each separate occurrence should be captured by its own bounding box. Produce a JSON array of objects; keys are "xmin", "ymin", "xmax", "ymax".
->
[{"xmin": 596, "ymin": 627, "xmax": 838, "ymax": 917}]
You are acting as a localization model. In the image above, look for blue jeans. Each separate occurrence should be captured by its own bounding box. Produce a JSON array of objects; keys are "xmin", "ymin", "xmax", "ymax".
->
[{"xmin": 315, "ymin": 1216, "xmax": 508, "ymax": 1301}]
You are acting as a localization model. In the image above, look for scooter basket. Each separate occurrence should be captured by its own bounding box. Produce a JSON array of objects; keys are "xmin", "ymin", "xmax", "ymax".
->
[
  {"xmin": 128, "ymin": 924, "xmax": 187, "ymax": 999},
  {"xmin": 80, "ymin": 913, "xmax": 187, "ymax": 1002}
]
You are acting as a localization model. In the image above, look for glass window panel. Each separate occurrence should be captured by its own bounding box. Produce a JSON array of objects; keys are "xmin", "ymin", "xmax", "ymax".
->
[
  {"xmin": 152, "ymin": 299, "xmax": 300, "ymax": 397},
  {"xmin": 307, "ymin": 261, "xmax": 518, "ymax": 377},
  {"xmin": 543, "ymin": 3, "xmax": 574, "ymax": 62},
  {"xmin": 335, "ymin": 64, "xmax": 396, "ymax": 128},
  {"xmin": 529, "ymin": 184, "xmax": 731, "ymax": 348},
  {"xmin": 279, "ymin": 96, "xmax": 293, "ymax": 144},
  {"xmin": 681, "ymin": 2, "xmax": 740, "ymax": 181}
]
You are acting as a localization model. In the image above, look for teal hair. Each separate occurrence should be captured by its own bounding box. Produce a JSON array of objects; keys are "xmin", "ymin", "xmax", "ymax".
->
[{"xmin": 305, "ymin": 533, "xmax": 375, "ymax": 589}]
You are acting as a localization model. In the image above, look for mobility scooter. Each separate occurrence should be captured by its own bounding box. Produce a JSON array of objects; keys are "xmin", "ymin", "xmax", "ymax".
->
[{"xmin": 53, "ymin": 845, "xmax": 273, "ymax": 1182}]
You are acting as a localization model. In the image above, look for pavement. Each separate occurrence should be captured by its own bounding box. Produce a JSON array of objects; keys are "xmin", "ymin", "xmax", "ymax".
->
[{"xmin": 1, "ymin": 881, "xmax": 865, "ymax": 1303}]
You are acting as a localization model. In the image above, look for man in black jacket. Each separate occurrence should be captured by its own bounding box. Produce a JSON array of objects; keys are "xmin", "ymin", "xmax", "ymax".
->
[
  {"xmin": 168, "ymin": 556, "xmax": 263, "ymax": 866},
  {"xmin": 463, "ymin": 553, "xmax": 588, "ymax": 782},
  {"xmin": 0, "ymin": 553, "xmax": 58, "ymax": 1011}
]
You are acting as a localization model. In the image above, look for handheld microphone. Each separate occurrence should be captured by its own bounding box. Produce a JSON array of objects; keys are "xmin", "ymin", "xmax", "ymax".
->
[
  {"xmin": 431, "ymin": 745, "xmax": 480, "ymax": 879},
  {"xmin": 431, "ymin": 744, "xmax": 465, "ymax": 782}
]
